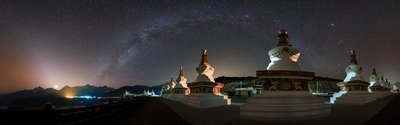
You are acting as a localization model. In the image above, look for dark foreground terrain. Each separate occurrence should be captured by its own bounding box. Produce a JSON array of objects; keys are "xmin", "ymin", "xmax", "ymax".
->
[
  {"xmin": 1, "ymin": 95, "xmax": 399, "ymax": 125},
  {"xmin": 115, "ymin": 98, "xmax": 190, "ymax": 125},
  {"xmin": 366, "ymin": 95, "xmax": 400, "ymax": 125}
]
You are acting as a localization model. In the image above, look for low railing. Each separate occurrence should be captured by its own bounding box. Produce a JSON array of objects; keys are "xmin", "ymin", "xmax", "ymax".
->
[{"xmin": 0, "ymin": 97, "xmax": 149, "ymax": 125}]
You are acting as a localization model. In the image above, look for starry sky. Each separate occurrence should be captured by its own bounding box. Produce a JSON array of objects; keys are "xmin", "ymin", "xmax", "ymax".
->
[{"xmin": 0, "ymin": 0, "xmax": 399, "ymax": 94}]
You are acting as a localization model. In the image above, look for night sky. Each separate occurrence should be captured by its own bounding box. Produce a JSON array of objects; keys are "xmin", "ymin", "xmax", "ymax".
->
[{"xmin": 0, "ymin": 0, "xmax": 399, "ymax": 93}]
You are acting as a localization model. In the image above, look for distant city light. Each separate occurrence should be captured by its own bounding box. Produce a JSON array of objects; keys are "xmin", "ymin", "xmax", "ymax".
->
[
  {"xmin": 65, "ymin": 95, "xmax": 74, "ymax": 99},
  {"xmin": 65, "ymin": 95, "xmax": 97, "ymax": 99}
]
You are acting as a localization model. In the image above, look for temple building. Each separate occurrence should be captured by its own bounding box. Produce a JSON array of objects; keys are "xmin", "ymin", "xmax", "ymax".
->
[
  {"xmin": 142, "ymin": 89, "xmax": 156, "ymax": 96},
  {"xmin": 234, "ymin": 80, "xmax": 263, "ymax": 97},
  {"xmin": 170, "ymin": 66, "xmax": 190, "ymax": 101},
  {"xmin": 181, "ymin": 49, "xmax": 231, "ymax": 108},
  {"xmin": 241, "ymin": 29, "xmax": 330, "ymax": 121},
  {"xmin": 331, "ymin": 50, "xmax": 375, "ymax": 105},
  {"xmin": 123, "ymin": 89, "xmax": 157, "ymax": 98}
]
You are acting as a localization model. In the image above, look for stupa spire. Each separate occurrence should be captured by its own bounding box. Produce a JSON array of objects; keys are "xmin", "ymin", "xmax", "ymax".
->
[
  {"xmin": 372, "ymin": 66, "xmax": 377, "ymax": 75},
  {"xmin": 179, "ymin": 66, "xmax": 184, "ymax": 76},
  {"xmin": 277, "ymin": 29, "xmax": 292, "ymax": 46},
  {"xmin": 171, "ymin": 76, "xmax": 174, "ymax": 83},
  {"xmin": 200, "ymin": 49, "xmax": 209, "ymax": 65},
  {"xmin": 350, "ymin": 49, "xmax": 358, "ymax": 64}
]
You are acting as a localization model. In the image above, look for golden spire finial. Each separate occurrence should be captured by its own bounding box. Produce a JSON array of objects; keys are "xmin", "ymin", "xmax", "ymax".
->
[
  {"xmin": 350, "ymin": 49, "xmax": 358, "ymax": 64},
  {"xmin": 171, "ymin": 75, "xmax": 174, "ymax": 82},
  {"xmin": 200, "ymin": 49, "xmax": 209, "ymax": 65}
]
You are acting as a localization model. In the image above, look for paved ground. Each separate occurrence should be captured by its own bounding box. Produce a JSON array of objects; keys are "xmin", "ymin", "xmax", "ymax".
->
[
  {"xmin": 365, "ymin": 94, "xmax": 400, "ymax": 125},
  {"xmin": 162, "ymin": 98, "xmax": 241, "ymax": 125},
  {"xmin": 162, "ymin": 95, "xmax": 395, "ymax": 125},
  {"xmin": 114, "ymin": 98, "xmax": 190, "ymax": 125},
  {"xmin": 113, "ymin": 95, "xmax": 398, "ymax": 125}
]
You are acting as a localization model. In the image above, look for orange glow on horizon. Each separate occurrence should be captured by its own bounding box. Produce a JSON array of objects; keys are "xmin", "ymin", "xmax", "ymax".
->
[{"xmin": 65, "ymin": 95, "xmax": 74, "ymax": 99}]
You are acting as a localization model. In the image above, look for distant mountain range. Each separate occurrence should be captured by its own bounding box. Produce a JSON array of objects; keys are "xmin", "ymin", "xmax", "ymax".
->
[
  {"xmin": 0, "ymin": 76, "xmax": 349, "ymax": 107},
  {"xmin": 0, "ymin": 84, "xmax": 162, "ymax": 107},
  {"xmin": 60, "ymin": 84, "xmax": 115, "ymax": 97}
]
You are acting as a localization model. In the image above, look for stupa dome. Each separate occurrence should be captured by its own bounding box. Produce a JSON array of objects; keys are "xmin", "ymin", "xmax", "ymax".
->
[
  {"xmin": 195, "ymin": 49, "xmax": 215, "ymax": 83},
  {"xmin": 344, "ymin": 50, "xmax": 362, "ymax": 82},
  {"xmin": 267, "ymin": 29, "xmax": 301, "ymax": 71}
]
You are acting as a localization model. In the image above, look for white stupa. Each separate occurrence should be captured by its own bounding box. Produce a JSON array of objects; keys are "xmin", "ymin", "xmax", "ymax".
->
[
  {"xmin": 241, "ymin": 29, "xmax": 330, "ymax": 121},
  {"xmin": 176, "ymin": 67, "xmax": 188, "ymax": 88},
  {"xmin": 382, "ymin": 76, "xmax": 393, "ymax": 96},
  {"xmin": 161, "ymin": 80, "xmax": 170, "ymax": 98},
  {"xmin": 370, "ymin": 68, "xmax": 392, "ymax": 98},
  {"xmin": 266, "ymin": 31, "xmax": 301, "ymax": 71},
  {"xmin": 181, "ymin": 49, "xmax": 231, "ymax": 108},
  {"xmin": 169, "ymin": 76, "xmax": 176, "ymax": 90},
  {"xmin": 343, "ymin": 50, "xmax": 363, "ymax": 82},
  {"xmin": 369, "ymin": 66, "xmax": 379, "ymax": 87},
  {"xmin": 380, "ymin": 75, "xmax": 387, "ymax": 88},
  {"xmin": 194, "ymin": 49, "xmax": 215, "ymax": 83},
  {"xmin": 332, "ymin": 50, "xmax": 375, "ymax": 105},
  {"xmin": 170, "ymin": 67, "xmax": 190, "ymax": 101},
  {"xmin": 165, "ymin": 80, "xmax": 171, "ymax": 91},
  {"xmin": 160, "ymin": 83, "xmax": 166, "ymax": 96},
  {"xmin": 383, "ymin": 78, "xmax": 391, "ymax": 89},
  {"xmin": 165, "ymin": 77, "xmax": 176, "ymax": 100}
]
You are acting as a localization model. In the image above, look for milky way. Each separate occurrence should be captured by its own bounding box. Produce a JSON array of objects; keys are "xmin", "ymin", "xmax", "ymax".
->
[{"xmin": 0, "ymin": 0, "xmax": 399, "ymax": 93}]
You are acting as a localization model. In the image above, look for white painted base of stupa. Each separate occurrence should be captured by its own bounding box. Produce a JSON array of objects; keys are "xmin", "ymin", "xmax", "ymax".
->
[
  {"xmin": 170, "ymin": 94, "xmax": 186, "ymax": 101},
  {"xmin": 240, "ymin": 91, "xmax": 331, "ymax": 121},
  {"xmin": 180, "ymin": 93, "xmax": 231, "ymax": 108},
  {"xmin": 335, "ymin": 91, "xmax": 375, "ymax": 105}
]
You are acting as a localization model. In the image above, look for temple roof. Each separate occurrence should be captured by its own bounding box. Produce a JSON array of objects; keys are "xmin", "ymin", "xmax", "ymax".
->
[
  {"xmin": 350, "ymin": 50, "xmax": 358, "ymax": 64},
  {"xmin": 200, "ymin": 49, "xmax": 210, "ymax": 65},
  {"xmin": 277, "ymin": 29, "xmax": 292, "ymax": 46}
]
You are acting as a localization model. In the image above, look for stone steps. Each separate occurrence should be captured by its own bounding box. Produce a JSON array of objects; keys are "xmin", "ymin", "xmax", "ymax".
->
[
  {"xmin": 170, "ymin": 94, "xmax": 186, "ymax": 101},
  {"xmin": 240, "ymin": 91, "xmax": 331, "ymax": 121},
  {"xmin": 181, "ymin": 93, "xmax": 231, "ymax": 108},
  {"xmin": 335, "ymin": 91, "xmax": 376, "ymax": 105}
]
